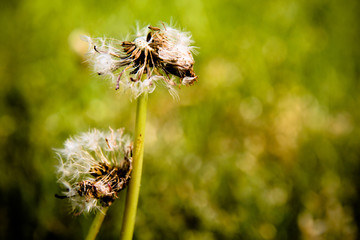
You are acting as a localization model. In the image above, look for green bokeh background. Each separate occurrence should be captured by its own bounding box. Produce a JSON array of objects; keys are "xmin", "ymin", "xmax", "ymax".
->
[{"xmin": 1, "ymin": 0, "xmax": 359, "ymax": 239}]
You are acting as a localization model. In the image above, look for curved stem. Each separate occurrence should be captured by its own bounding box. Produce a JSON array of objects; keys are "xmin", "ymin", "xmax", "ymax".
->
[
  {"xmin": 85, "ymin": 207, "xmax": 108, "ymax": 240},
  {"xmin": 120, "ymin": 92, "xmax": 148, "ymax": 240}
]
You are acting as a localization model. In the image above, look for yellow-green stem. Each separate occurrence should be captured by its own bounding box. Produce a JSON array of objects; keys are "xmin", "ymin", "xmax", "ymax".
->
[
  {"xmin": 120, "ymin": 92, "xmax": 148, "ymax": 240},
  {"xmin": 85, "ymin": 207, "xmax": 108, "ymax": 240}
]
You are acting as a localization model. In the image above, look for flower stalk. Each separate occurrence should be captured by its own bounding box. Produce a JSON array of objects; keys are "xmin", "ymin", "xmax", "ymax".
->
[
  {"xmin": 120, "ymin": 92, "xmax": 148, "ymax": 240},
  {"xmin": 85, "ymin": 207, "xmax": 109, "ymax": 240}
]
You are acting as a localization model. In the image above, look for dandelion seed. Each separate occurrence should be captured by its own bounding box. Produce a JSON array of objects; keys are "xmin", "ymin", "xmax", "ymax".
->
[
  {"xmin": 84, "ymin": 23, "xmax": 198, "ymax": 99},
  {"xmin": 55, "ymin": 128, "xmax": 133, "ymax": 214}
]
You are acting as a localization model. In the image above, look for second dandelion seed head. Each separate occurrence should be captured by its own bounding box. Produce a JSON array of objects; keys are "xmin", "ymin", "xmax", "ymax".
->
[{"xmin": 55, "ymin": 128, "xmax": 133, "ymax": 214}]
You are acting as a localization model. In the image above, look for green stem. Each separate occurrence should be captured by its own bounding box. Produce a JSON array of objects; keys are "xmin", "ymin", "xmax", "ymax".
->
[
  {"xmin": 85, "ymin": 207, "xmax": 108, "ymax": 240},
  {"xmin": 120, "ymin": 92, "xmax": 148, "ymax": 240}
]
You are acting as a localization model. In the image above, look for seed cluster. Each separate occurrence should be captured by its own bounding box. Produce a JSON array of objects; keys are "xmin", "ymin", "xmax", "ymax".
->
[
  {"xmin": 74, "ymin": 151, "xmax": 132, "ymax": 208},
  {"xmin": 85, "ymin": 23, "xmax": 198, "ymax": 98},
  {"xmin": 55, "ymin": 128, "xmax": 132, "ymax": 214}
]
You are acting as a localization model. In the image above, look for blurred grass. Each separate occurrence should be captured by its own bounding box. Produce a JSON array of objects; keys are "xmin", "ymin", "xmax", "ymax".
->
[{"xmin": 0, "ymin": 0, "xmax": 359, "ymax": 239}]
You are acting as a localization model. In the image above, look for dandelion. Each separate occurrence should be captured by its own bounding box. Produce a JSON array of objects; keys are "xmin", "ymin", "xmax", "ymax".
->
[
  {"xmin": 83, "ymin": 23, "xmax": 198, "ymax": 98},
  {"xmin": 55, "ymin": 128, "xmax": 132, "ymax": 214}
]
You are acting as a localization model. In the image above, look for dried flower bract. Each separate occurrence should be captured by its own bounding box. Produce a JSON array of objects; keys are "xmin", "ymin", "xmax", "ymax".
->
[
  {"xmin": 55, "ymin": 128, "xmax": 132, "ymax": 214},
  {"xmin": 84, "ymin": 23, "xmax": 198, "ymax": 99}
]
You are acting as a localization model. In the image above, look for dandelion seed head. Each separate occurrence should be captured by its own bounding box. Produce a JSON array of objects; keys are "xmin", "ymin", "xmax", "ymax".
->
[
  {"xmin": 55, "ymin": 128, "xmax": 133, "ymax": 214},
  {"xmin": 84, "ymin": 22, "xmax": 198, "ymax": 99}
]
